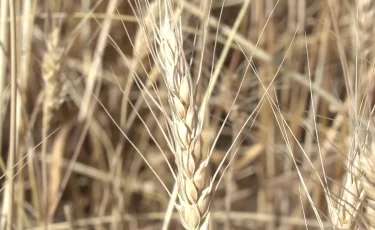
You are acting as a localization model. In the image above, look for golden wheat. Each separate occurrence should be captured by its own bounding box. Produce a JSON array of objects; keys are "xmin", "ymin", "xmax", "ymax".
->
[{"xmin": 156, "ymin": 3, "xmax": 211, "ymax": 229}]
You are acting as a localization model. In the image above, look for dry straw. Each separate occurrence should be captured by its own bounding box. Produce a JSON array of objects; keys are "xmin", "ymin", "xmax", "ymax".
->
[{"xmin": 156, "ymin": 2, "xmax": 211, "ymax": 229}]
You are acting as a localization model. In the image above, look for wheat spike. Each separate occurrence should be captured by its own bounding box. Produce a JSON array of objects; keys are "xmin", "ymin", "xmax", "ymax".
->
[
  {"xmin": 334, "ymin": 136, "xmax": 364, "ymax": 229},
  {"xmin": 133, "ymin": 0, "xmax": 162, "ymax": 63},
  {"xmin": 361, "ymin": 151, "xmax": 375, "ymax": 229},
  {"xmin": 358, "ymin": 0, "xmax": 375, "ymax": 60},
  {"xmin": 41, "ymin": 26, "xmax": 65, "ymax": 221},
  {"xmin": 358, "ymin": 130, "xmax": 375, "ymax": 230},
  {"xmin": 357, "ymin": 0, "xmax": 375, "ymax": 107},
  {"xmin": 42, "ymin": 28, "xmax": 65, "ymax": 114},
  {"xmin": 333, "ymin": 1, "xmax": 375, "ymax": 228},
  {"xmin": 357, "ymin": 2, "xmax": 375, "ymax": 228},
  {"xmin": 156, "ymin": 3, "xmax": 211, "ymax": 229}
]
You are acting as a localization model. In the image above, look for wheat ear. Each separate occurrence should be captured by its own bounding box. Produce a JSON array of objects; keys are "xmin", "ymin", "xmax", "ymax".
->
[
  {"xmin": 42, "ymin": 26, "xmax": 64, "ymax": 220},
  {"xmin": 157, "ymin": 3, "xmax": 211, "ymax": 230},
  {"xmin": 332, "ymin": 1, "xmax": 375, "ymax": 228},
  {"xmin": 360, "ymin": 134, "xmax": 375, "ymax": 229},
  {"xmin": 358, "ymin": 1, "xmax": 375, "ymax": 229},
  {"xmin": 42, "ymin": 27, "xmax": 64, "ymax": 125},
  {"xmin": 334, "ymin": 130, "xmax": 364, "ymax": 229},
  {"xmin": 357, "ymin": 0, "xmax": 374, "ymax": 60}
]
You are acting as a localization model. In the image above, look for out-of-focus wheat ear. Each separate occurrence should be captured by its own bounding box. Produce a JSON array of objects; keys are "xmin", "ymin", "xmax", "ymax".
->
[
  {"xmin": 333, "ymin": 144, "xmax": 364, "ymax": 229},
  {"xmin": 156, "ymin": 2, "xmax": 212, "ymax": 229},
  {"xmin": 331, "ymin": 119, "xmax": 371, "ymax": 229},
  {"xmin": 42, "ymin": 27, "xmax": 65, "ymax": 124},
  {"xmin": 359, "ymin": 131, "xmax": 375, "ymax": 229},
  {"xmin": 133, "ymin": 0, "xmax": 162, "ymax": 73},
  {"xmin": 357, "ymin": 0, "xmax": 375, "ymax": 106},
  {"xmin": 332, "ymin": 1, "xmax": 375, "ymax": 228},
  {"xmin": 357, "ymin": 0, "xmax": 374, "ymax": 60},
  {"xmin": 41, "ymin": 26, "xmax": 65, "ymax": 222}
]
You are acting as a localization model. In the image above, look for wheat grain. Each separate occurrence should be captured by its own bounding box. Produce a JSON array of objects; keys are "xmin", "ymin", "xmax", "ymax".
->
[{"xmin": 156, "ymin": 2, "xmax": 211, "ymax": 229}]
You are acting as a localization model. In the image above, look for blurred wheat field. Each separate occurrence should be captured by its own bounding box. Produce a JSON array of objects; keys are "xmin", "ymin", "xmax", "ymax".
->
[{"xmin": 0, "ymin": 0, "xmax": 374, "ymax": 229}]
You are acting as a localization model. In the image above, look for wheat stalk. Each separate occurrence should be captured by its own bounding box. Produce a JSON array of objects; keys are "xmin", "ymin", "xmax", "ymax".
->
[{"xmin": 156, "ymin": 2, "xmax": 211, "ymax": 229}]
